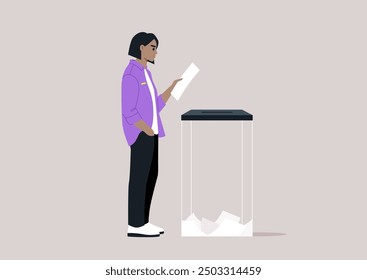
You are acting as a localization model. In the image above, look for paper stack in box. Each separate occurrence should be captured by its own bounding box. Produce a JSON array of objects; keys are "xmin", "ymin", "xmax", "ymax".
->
[{"xmin": 182, "ymin": 211, "xmax": 253, "ymax": 237}]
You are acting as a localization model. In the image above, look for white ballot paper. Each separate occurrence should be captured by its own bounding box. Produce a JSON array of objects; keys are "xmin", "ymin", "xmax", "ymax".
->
[{"xmin": 171, "ymin": 62, "xmax": 199, "ymax": 100}]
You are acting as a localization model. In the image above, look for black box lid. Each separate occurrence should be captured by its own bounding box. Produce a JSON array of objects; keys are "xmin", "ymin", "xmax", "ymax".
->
[{"xmin": 181, "ymin": 109, "xmax": 253, "ymax": 121}]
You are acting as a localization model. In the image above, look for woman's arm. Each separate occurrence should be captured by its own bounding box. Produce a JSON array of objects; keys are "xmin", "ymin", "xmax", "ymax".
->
[
  {"xmin": 122, "ymin": 74, "xmax": 154, "ymax": 136},
  {"xmin": 122, "ymin": 75, "xmax": 143, "ymax": 125}
]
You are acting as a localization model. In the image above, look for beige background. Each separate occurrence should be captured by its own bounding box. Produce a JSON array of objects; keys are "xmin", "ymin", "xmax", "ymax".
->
[{"xmin": 1, "ymin": 0, "xmax": 366, "ymax": 259}]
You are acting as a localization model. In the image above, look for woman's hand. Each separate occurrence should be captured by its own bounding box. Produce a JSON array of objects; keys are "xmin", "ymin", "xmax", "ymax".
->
[
  {"xmin": 161, "ymin": 78, "xmax": 183, "ymax": 103},
  {"xmin": 134, "ymin": 120, "xmax": 155, "ymax": 136},
  {"xmin": 144, "ymin": 127, "xmax": 155, "ymax": 136},
  {"xmin": 171, "ymin": 78, "xmax": 183, "ymax": 89}
]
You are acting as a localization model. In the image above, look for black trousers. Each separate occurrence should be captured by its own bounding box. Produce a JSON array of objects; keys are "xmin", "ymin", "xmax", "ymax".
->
[{"xmin": 128, "ymin": 132, "xmax": 158, "ymax": 227}]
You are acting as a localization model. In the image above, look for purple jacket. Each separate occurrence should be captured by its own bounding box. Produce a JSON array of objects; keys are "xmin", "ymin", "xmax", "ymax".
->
[{"xmin": 121, "ymin": 59, "xmax": 167, "ymax": 146}]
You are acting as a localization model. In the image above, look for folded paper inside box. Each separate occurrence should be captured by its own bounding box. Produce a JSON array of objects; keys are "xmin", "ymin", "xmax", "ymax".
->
[{"xmin": 182, "ymin": 211, "xmax": 252, "ymax": 237}]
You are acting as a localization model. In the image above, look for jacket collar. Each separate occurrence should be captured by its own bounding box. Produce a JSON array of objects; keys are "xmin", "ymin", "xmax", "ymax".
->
[{"xmin": 130, "ymin": 59, "xmax": 147, "ymax": 71}]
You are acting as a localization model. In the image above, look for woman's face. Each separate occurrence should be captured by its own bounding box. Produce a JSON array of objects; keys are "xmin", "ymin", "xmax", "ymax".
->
[{"xmin": 140, "ymin": 39, "xmax": 158, "ymax": 62}]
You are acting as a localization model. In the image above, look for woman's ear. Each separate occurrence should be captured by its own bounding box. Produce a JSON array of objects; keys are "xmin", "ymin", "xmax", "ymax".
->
[{"xmin": 140, "ymin": 45, "xmax": 144, "ymax": 52}]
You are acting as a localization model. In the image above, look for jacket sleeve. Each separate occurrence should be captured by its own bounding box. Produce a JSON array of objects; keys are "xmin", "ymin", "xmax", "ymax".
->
[
  {"xmin": 121, "ymin": 74, "xmax": 142, "ymax": 125},
  {"xmin": 156, "ymin": 94, "xmax": 166, "ymax": 113}
]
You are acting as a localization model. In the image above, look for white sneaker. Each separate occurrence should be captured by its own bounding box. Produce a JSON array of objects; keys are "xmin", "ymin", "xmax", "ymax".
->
[
  {"xmin": 147, "ymin": 223, "xmax": 164, "ymax": 234},
  {"xmin": 127, "ymin": 224, "xmax": 160, "ymax": 237}
]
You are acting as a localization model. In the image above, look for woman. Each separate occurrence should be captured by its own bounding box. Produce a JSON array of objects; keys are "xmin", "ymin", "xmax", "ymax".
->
[{"xmin": 121, "ymin": 32, "xmax": 181, "ymax": 237}]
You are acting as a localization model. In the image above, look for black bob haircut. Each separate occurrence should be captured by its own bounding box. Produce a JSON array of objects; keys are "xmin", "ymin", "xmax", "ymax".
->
[{"xmin": 128, "ymin": 32, "xmax": 159, "ymax": 64}]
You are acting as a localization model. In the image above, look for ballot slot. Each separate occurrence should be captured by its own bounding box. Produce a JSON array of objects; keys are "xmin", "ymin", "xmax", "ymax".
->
[{"xmin": 202, "ymin": 111, "xmax": 233, "ymax": 113}]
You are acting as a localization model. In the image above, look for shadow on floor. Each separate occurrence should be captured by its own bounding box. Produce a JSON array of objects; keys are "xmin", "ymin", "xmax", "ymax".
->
[{"xmin": 253, "ymin": 232, "xmax": 286, "ymax": 237}]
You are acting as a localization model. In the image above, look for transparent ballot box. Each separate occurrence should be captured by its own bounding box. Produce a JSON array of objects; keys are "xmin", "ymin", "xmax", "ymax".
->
[{"xmin": 181, "ymin": 110, "xmax": 253, "ymax": 237}]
